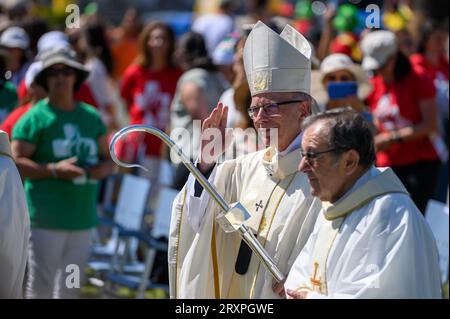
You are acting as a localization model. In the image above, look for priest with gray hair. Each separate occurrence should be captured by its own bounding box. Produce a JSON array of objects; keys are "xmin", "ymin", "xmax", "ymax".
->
[
  {"xmin": 168, "ymin": 21, "xmax": 322, "ymax": 299},
  {"xmin": 285, "ymin": 108, "xmax": 441, "ymax": 299}
]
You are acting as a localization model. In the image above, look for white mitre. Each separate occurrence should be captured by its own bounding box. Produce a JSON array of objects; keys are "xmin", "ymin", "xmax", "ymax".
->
[{"xmin": 243, "ymin": 21, "xmax": 312, "ymax": 96}]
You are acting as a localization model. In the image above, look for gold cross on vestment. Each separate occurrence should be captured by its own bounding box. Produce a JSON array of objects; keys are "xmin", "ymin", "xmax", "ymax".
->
[{"xmin": 310, "ymin": 262, "xmax": 322, "ymax": 288}]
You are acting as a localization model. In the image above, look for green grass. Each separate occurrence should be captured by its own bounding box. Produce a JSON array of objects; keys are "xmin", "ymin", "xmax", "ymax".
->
[
  {"xmin": 80, "ymin": 282, "xmax": 168, "ymax": 299},
  {"xmin": 112, "ymin": 287, "xmax": 168, "ymax": 299},
  {"xmin": 80, "ymin": 285, "xmax": 102, "ymax": 298}
]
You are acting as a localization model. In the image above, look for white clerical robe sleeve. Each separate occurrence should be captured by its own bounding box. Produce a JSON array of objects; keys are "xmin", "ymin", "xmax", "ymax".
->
[
  {"xmin": 0, "ymin": 156, "xmax": 30, "ymax": 298},
  {"xmin": 324, "ymin": 195, "xmax": 441, "ymax": 299}
]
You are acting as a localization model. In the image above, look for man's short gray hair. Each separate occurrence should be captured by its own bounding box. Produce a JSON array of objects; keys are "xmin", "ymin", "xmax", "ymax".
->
[{"xmin": 302, "ymin": 107, "xmax": 376, "ymax": 168}]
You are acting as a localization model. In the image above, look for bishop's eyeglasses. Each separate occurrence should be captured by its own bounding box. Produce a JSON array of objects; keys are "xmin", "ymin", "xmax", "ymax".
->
[{"xmin": 247, "ymin": 100, "xmax": 305, "ymax": 119}]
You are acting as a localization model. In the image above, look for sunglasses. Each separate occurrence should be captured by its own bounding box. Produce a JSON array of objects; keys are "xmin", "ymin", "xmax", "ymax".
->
[
  {"xmin": 300, "ymin": 148, "xmax": 347, "ymax": 165},
  {"xmin": 46, "ymin": 67, "xmax": 76, "ymax": 77}
]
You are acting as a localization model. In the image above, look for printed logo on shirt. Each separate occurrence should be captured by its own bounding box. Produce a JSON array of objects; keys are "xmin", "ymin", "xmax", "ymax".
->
[
  {"xmin": 135, "ymin": 80, "xmax": 171, "ymax": 128},
  {"xmin": 373, "ymin": 94, "xmax": 412, "ymax": 131},
  {"xmin": 52, "ymin": 124, "xmax": 98, "ymax": 165}
]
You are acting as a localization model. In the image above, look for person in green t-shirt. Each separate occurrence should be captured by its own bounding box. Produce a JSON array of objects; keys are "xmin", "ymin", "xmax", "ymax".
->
[
  {"xmin": 11, "ymin": 47, "xmax": 114, "ymax": 299},
  {"xmin": 1, "ymin": 49, "xmax": 19, "ymax": 123},
  {"xmin": 0, "ymin": 80, "xmax": 18, "ymax": 123}
]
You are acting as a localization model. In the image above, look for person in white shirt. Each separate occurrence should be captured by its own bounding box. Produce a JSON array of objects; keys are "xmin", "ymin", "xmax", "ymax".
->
[
  {"xmin": 284, "ymin": 108, "xmax": 442, "ymax": 299},
  {"xmin": 192, "ymin": 0, "xmax": 236, "ymax": 55}
]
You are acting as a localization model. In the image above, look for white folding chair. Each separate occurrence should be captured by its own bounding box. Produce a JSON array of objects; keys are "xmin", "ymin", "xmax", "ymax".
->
[
  {"xmin": 90, "ymin": 174, "xmax": 123, "ymax": 260},
  {"xmin": 157, "ymin": 160, "xmax": 175, "ymax": 187},
  {"xmin": 88, "ymin": 174, "xmax": 151, "ymax": 275},
  {"xmin": 135, "ymin": 186, "xmax": 179, "ymax": 298}
]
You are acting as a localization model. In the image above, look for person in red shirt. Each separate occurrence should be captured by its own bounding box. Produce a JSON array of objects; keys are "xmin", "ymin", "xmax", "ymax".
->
[
  {"xmin": 410, "ymin": 20, "xmax": 449, "ymax": 204},
  {"xmin": 1, "ymin": 61, "xmax": 46, "ymax": 138},
  {"xmin": 118, "ymin": 22, "xmax": 182, "ymax": 168},
  {"xmin": 410, "ymin": 21, "xmax": 449, "ymax": 81},
  {"xmin": 361, "ymin": 30, "xmax": 441, "ymax": 213}
]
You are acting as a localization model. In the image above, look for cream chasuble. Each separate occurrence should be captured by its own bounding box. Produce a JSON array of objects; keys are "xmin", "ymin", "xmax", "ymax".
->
[
  {"xmin": 0, "ymin": 131, "xmax": 30, "ymax": 298},
  {"xmin": 285, "ymin": 167, "xmax": 442, "ymax": 299},
  {"xmin": 168, "ymin": 147, "xmax": 322, "ymax": 299}
]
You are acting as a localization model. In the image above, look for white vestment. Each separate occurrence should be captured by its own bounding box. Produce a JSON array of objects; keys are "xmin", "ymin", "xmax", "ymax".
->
[
  {"xmin": 168, "ymin": 146, "xmax": 322, "ymax": 299},
  {"xmin": 0, "ymin": 131, "xmax": 30, "ymax": 298},
  {"xmin": 285, "ymin": 167, "xmax": 442, "ymax": 299}
]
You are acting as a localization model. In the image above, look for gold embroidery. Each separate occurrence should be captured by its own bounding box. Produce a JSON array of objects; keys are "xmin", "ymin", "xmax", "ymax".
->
[
  {"xmin": 252, "ymin": 71, "xmax": 268, "ymax": 92},
  {"xmin": 310, "ymin": 262, "xmax": 322, "ymax": 289},
  {"xmin": 249, "ymin": 173, "xmax": 298, "ymax": 298},
  {"xmin": 259, "ymin": 215, "xmax": 267, "ymax": 232},
  {"xmin": 211, "ymin": 222, "xmax": 220, "ymax": 298},
  {"xmin": 174, "ymin": 188, "xmax": 187, "ymax": 298}
]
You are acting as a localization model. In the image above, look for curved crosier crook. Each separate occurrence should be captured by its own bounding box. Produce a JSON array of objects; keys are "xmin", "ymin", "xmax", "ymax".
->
[
  {"xmin": 109, "ymin": 125, "xmax": 149, "ymax": 171},
  {"xmin": 109, "ymin": 124, "xmax": 285, "ymax": 283},
  {"xmin": 109, "ymin": 124, "xmax": 229, "ymax": 211}
]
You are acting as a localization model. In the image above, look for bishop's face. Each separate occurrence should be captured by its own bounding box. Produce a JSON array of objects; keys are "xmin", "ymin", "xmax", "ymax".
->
[{"xmin": 250, "ymin": 92, "xmax": 309, "ymax": 152}]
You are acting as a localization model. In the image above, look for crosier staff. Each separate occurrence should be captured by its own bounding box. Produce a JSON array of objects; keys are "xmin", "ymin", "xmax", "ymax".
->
[{"xmin": 109, "ymin": 124, "xmax": 285, "ymax": 283}]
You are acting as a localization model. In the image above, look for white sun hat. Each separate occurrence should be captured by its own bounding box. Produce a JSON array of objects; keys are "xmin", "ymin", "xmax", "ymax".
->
[
  {"xmin": 310, "ymin": 53, "xmax": 373, "ymax": 104},
  {"xmin": 0, "ymin": 26, "xmax": 29, "ymax": 50}
]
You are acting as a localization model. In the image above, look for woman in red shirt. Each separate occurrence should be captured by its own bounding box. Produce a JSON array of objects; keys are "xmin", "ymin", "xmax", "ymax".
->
[
  {"xmin": 410, "ymin": 21, "xmax": 449, "ymax": 204},
  {"xmin": 361, "ymin": 30, "xmax": 441, "ymax": 213},
  {"xmin": 119, "ymin": 22, "xmax": 182, "ymax": 173}
]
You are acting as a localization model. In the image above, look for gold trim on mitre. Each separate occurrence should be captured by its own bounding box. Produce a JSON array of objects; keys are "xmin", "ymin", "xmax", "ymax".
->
[{"xmin": 252, "ymin": 70, "xmax": 269, "ymax": 92}]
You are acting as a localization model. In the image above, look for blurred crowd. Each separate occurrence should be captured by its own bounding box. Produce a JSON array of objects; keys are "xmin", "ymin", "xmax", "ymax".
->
[{"xmin": 0, "ymin": 0, "xmax": 448, "ymax": 298}]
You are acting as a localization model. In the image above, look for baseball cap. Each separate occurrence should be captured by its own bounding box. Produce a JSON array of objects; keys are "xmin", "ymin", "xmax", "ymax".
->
[
  {"xmin": 37, "ymin": 31, "xmax": 70, "ymax": 55},
  {"xmin": 212, "ymin": 34, "xmax": 239, "ymax": 66},
  {"xmin": 0, "ymin": 26, "xmax": 29, "ymax": 50},
  {"xmin": 360, "ymin": 30, "xmax": 398, "ymax": 71}
]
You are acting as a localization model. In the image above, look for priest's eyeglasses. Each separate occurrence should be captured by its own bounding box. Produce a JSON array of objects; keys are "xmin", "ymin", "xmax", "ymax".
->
[
  {"xmin": 248, "ymin": 100, "xmax": 304, "ymax": 119},
  {"xmin": 300, "ymin": 148, "xmax": 345, "ymax": 165}
]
